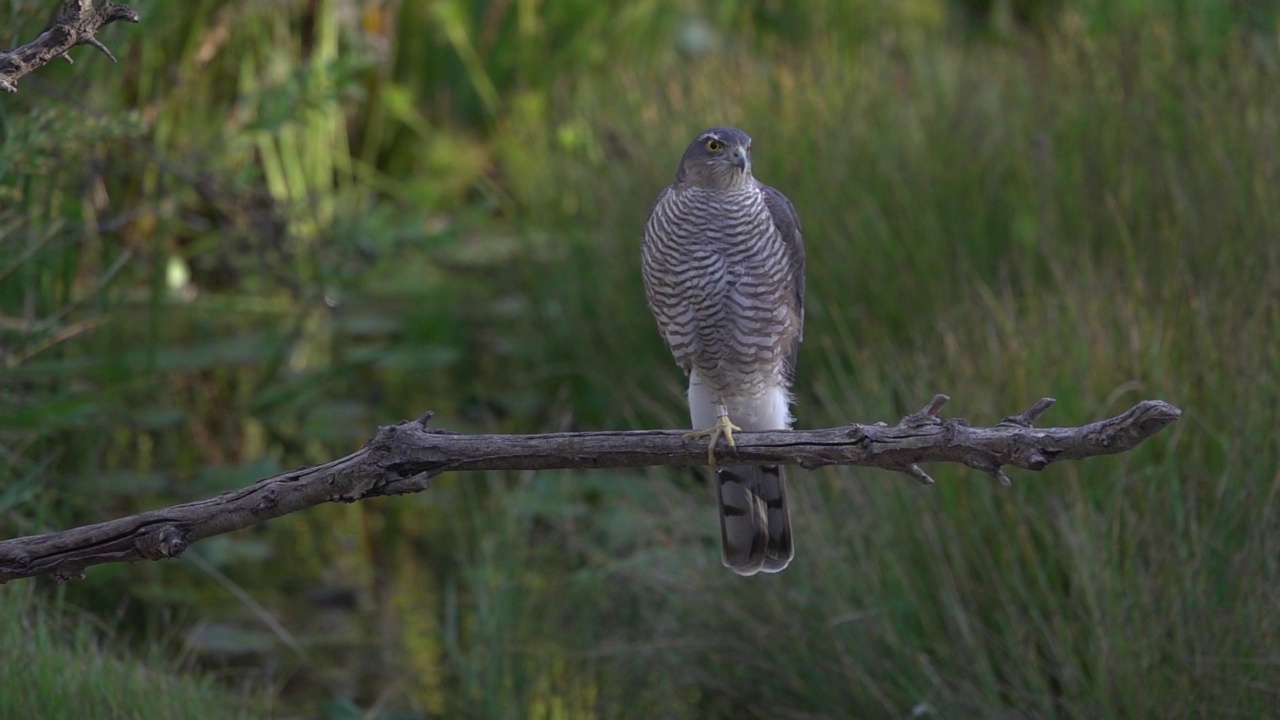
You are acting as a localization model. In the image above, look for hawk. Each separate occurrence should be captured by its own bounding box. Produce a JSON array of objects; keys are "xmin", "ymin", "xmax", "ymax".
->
[{"xmin": 641, "ymin": 127, "xmax": 806, "ymax": 575}]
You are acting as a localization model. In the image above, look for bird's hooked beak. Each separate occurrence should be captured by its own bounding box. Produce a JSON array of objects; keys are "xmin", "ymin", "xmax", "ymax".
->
[{"xmin": 731, "ymin": 144, "xmax": 749, "ymax": 171}]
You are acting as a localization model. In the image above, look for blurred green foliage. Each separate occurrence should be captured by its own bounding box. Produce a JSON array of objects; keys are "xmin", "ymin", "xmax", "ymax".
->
[
  {"xmin": 2, "ymin": 0, "xmax": 1278, "ymax": 717},
  {"xmin": 0, "ymin": 583, "xmax": 257, "ymax": 718}
]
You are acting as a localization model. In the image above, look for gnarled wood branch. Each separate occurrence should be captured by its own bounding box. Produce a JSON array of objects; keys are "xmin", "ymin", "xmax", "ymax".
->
[
  {"xmin": 0, "ymin": 395, "xmax": 1181, "ymax": 583},
  {"xmin": 0, "ymin": 0, "xmax": 139, "ymax": 93}
]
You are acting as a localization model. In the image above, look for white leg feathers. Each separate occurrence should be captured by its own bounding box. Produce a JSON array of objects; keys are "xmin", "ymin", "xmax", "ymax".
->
[{"xmin": 688, "ymin": 371, "xmax": 795, "ymax": 575}]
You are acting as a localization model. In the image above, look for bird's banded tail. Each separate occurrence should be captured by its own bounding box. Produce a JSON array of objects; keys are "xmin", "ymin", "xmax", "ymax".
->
[{"xmin": 716, "ymin": 464, "xmax": 793, "ymax": 575}]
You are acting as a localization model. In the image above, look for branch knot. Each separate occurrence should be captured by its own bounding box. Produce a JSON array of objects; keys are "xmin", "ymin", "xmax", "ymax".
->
[{"xmin": 134, "ymin": 525, "xmax": 189, "ymax": 560}]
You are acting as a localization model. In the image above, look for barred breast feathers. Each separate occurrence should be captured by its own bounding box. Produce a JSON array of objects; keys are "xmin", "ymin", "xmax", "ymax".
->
[{"xmin": 642, "ymin": 182, "xmax": 802, "ymax": 397}]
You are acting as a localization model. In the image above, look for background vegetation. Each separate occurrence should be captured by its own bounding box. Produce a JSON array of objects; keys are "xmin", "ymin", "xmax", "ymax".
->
[
  {"xmin": 0, "ymin": 584, "xmax": 253, "ymax": 720},
  {"xmin": 2, "ymin": 0, "xmax": 1277, "ymax": 717}
]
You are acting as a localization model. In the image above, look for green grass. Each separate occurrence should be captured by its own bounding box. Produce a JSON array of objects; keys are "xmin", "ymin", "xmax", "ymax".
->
[
  {"xmin": 2, "ymin": 0, "xmax": 1279, "ymax": 717},
  {"xmin": 428, "ymin": 14, "xmax": 1280, "ymax": 718},
  {"xmin": 0, "ymin": 585, "xmax": 253, "ymax": 719}
]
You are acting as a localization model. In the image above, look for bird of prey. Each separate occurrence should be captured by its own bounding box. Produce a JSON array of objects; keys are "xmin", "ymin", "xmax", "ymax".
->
[{"xmin": 641, "ymin": 127, "xmax": 805, "ymax": 575}]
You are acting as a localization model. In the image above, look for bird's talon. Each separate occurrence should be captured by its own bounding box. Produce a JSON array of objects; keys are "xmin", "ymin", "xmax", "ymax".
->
[{"xmin": 684, "ymin": 414, "xmax": 742, "ymax": 471}]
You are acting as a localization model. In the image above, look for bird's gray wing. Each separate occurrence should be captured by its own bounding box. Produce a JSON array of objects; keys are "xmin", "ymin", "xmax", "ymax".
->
[{"xmin": 760, "ymin": 182, "xmax": 805, "ymax": 380}]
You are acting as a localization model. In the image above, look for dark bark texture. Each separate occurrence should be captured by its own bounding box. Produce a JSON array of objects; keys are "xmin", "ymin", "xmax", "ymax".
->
[
  {"xmin": 0, "ymin": 395, "xmax": 1181, "ymax": 583},
  {"xmin": 0, "ymin": 0, "xmax": 139, "ymax": 93}
]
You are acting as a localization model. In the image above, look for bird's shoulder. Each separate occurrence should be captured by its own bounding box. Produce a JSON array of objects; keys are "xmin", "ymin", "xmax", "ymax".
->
[
  {"xmin": 646, "ymin": 183, "xmax": 678, "ymax": 218},
  {"xmin": 756, "ymin": 179, "xmax": 805, "ymax": 343},
  {"xmin": 756, "ymin": 181, "xmax": 804, "ymax": 273},
  {"xmin": 756, "ymin": 180, "xmax": 802, "ymax": 238}
]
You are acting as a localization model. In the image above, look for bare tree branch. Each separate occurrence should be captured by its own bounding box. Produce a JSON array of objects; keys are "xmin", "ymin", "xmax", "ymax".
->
[
  {"xmin": 0, "ymin": 0, "xmax": 139, "ymax": 93},
  {"xmin": 0, "ymin": 395, "xmax": 1181, "ymax": 583}
]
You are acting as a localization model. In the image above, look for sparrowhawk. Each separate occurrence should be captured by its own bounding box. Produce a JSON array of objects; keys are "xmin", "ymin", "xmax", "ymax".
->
[{"xmin": 641, "ymin": 127, "xmax": 805, "ymax": 575}]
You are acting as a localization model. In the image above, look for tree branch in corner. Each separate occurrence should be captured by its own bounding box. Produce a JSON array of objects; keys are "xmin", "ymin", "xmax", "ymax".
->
[
  {"xmin": 0, "ymin": 395, "xmax": 1181, "ymax": 583},
  {"xmin": 0, "ymin": 0, "xmax": 140, "ymax": 93}
]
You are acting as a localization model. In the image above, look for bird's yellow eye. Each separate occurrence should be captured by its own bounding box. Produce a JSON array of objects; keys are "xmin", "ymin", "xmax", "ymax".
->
[{"xmin": 705, "ymin": 139, "xmax": 724, "ymax": 152}]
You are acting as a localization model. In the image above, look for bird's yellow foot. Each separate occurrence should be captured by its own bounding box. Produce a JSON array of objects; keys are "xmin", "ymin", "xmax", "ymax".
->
[{"xmin": 683, "ymin": 414, "xmax": 743, "ymax": 470}]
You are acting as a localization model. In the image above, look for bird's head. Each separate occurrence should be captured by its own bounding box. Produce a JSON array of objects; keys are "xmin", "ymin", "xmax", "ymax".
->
[{"xmin": 675, "ymin": 127, "xmax": 753, "ymax": 189}]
